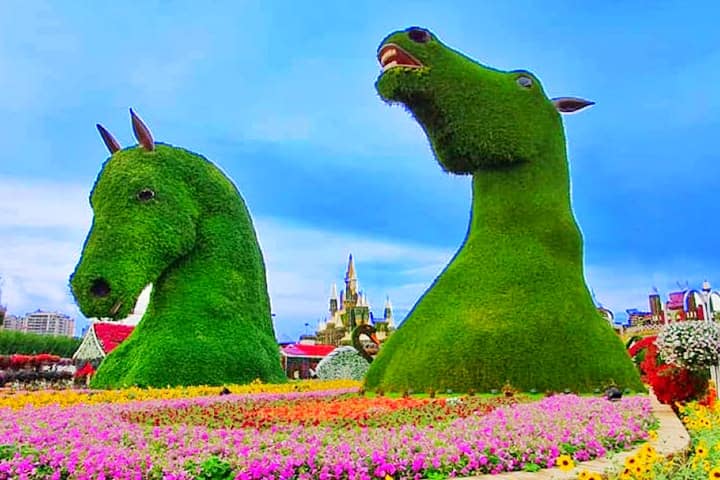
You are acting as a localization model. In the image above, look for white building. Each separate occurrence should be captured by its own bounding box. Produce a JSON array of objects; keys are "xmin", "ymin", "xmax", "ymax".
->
[{"xmin": 4, "ymin": 311, "xmax": 75, "ymax": 337}]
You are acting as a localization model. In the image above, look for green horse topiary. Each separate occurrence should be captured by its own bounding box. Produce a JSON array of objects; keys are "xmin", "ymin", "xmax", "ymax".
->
[
  {"xmin": 364, "ymin": 27, "xmax": 643, "ymax": 393},
  {"xmin": 71, "ymin": 110, "xmax": 286, "ymax": 388}
]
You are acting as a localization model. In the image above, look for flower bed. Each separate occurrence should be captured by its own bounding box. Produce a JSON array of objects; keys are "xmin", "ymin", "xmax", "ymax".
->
[
  {"xmin": 600, "ymin": 400, "xmax": 720, "ymax": 479},
  {"xmin": 0, "ymin": 390, "xmax": 654, "ymax": 479},
  {"xmin": 120, "ymin": 393, "xmax": 516, "ymax": 430},
  {"xmin": 0, "ymin": 379, "xmax": 361, "ymax": 409}
]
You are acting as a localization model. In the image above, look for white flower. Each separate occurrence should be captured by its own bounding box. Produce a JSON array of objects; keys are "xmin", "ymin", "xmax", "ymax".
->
[
  {"xmin": 315, "ymin": 346, "xmax": 371, "ymax": 380},
  {"xmin": 656, "ymin": 321, "xmax": 720, "ymax": 371}
]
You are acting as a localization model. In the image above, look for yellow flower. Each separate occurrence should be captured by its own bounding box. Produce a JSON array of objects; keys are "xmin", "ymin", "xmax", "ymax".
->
[
  {"xmin": 647, "ymin": 429, "xmax": 658, "ymax": 442},
  {"xmin": 577, "ymin": 470, "xmax": 589, "ymax": 479},
  {"xmin": 556, "ymin": 454, "xmax": 575, "ymax": 472},
  {"xmin": 587, "ymin": 473, "xmax": 603, "ymax": 480},
  {"xmin": 619, "ymin": 468, "xmax": 633, "ymax": 480},
  {"xmin": 624, "ymin": 455, "xmax": 639, "ymax": 469},
  {"xmin": 709, "ymin": 467, "xmax": 720, "ymax": 479},
  {"xmin": 697, "ymin": 442, "xmax": 710, "ymax": 458},
  {"xmin": 0, "ymin": 379, "xmax": 363, "ymax": 409}
]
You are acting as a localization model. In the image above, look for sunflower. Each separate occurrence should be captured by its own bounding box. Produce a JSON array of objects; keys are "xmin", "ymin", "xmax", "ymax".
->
[
  {"xmin": 619, "ymin": 468, "xmax": 633, "ymax": 480},
  {"xmin": 624, "ymin": 455, "xmax": 638, "ymax": 469},
  {"xmin": 697, "ymin": 442, "xmax": 710, "ymax": 458},
  {"xmin": 556, "ymin": 454, "xmax": 575, "ymax": 472},
  {"xmin": 709, "ymin": 466, "xmax": 720, "ymax": 479}
]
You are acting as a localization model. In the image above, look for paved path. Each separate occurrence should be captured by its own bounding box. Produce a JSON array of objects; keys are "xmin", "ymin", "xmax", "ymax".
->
[{"xmin": 464, "ymin": 394, "xmax": 690, "ymax": 479}]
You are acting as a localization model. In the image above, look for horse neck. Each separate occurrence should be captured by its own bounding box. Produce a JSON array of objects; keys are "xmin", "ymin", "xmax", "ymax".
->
[
  {"xmin": 150, "ymin": 168, "xmax": 272, "ymax": 326},
  {"xmin": 469, "ymin": 152, "xmax": 571, "ymax": 232},
  {"xmin": 458, "ymin": 146, "xmax": 585, "ymax": 269}
]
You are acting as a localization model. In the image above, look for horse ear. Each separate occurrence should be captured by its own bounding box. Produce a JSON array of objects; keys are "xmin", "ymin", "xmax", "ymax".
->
[
  {"xmin": 552, "ymin": 97, "xmax": 595, "ymax": 114},
  {"xmin": 96, "ymin": 124, "xmax": 121, "ymax": 154},
  {"xmin": 129, "ymin": 108, "xmax": 155, "ymax": 151}
]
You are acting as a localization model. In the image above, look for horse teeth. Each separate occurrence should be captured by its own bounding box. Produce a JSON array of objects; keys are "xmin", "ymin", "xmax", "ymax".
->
[
  {"xmin": 110, "ymin": 301, "xmax": 122, "ymax": 315},
  {"xmin": 383, "ymin": 61, "xmax": 398, "ymax": 71},
  {"xmin": 381, "ymin": 48, "xmax": 396, "ymax": 65}
]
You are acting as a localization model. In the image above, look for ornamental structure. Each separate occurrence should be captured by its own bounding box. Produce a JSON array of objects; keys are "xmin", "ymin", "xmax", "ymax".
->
[{"xmin": 315, "ymin": 255, "xmax": 395, "ymax": 347}]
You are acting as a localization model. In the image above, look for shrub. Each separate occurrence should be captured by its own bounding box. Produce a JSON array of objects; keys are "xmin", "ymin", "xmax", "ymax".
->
[
  {"xmin": 656, "ymin": 320, "xmax": 720, "ymax": 371},
  {"xmin": 0, "ymin": 330, "xmax": 80, "ymax": 357},
  {"xmin": 315, "ymin": 346, "xmax": 370, "ymax": 381},
  {"xmin": 633, "ymin": 336, "xmax": 708, "ymax": 406}
]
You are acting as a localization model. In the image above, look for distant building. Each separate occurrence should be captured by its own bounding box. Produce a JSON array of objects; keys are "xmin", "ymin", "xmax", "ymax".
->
[
  {"xmin": 2, "ymin": 314, "xmax": 22, "ymax": 331},
  {"xmin": 622, "ymin": 283, "xmax": 720, "ymax": 338},
  {"xmin": 0, "ymin": 281, "xmax": 6, "ymax": 328},
  {"xmin": 280, "ymin": 337, "xmax": 335, "ymax": 379},
  {"xmin": 3, "ymin": 310, "xmax": 75, "ymax": 337},
  {"xmin": 315, "ymin": 254, "xmax": 395, "ymax": 346}
]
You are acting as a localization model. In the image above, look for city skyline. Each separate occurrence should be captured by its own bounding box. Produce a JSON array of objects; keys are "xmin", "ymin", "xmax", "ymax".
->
[{"xmin": 1, "ymin": 2, "xmax": 718, "ymax": 340}]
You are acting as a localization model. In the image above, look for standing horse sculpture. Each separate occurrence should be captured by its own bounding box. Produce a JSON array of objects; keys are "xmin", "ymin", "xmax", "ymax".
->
[
  {"xmin": 364, "ymin": 27, "xmax": 643, "ymax": 393},
  {"xmin": 71, "ymin": 110, "xmax": 287, "ymax": 388}
]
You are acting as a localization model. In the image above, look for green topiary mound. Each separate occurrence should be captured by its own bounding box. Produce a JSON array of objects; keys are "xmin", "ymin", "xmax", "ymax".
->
[
  {"xmin": 70, "ymin": 111, "xmax": 286, "ymax": 388},
  {"xmin": 364, "ymin": 27, "xmax": 643, "ymax": 393}
]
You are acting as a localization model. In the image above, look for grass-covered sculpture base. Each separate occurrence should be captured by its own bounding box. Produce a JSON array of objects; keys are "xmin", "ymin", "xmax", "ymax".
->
[
  {"xmin": 364, "ymin": 27, "xmax": 643, "ymax": 393},
  {"xmin": 71, "ymin": 112, "xmax": 286, "ymax": 388}
]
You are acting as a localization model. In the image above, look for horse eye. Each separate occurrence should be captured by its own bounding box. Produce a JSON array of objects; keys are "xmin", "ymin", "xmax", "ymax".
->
[
  {"xmin": 137, "ymin": 189, "xmax": 155, "ymax": 202},
  {"xmin": 407, "ymin": 27, "xmax": 431, "ymax": 43},
  {"xmin": 516, "ymin": 75, "xmax": 533, "ymax": 88}
]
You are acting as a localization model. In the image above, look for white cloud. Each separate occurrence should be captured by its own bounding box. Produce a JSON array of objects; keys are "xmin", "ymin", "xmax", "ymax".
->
[
  {"xmin": 7, "ymin": 175, "xmax": 708, "ymax": 341},
  {"xmin": 0, "ymin": 177, "xmax": 92, "ymax": 229},
  {"xmin": 0, "ymin": 177, "xmax": 452, "ymax": 339},
  {"xmin": 255, "ymin": 218, "xmax": 452, "ymax": 337}
]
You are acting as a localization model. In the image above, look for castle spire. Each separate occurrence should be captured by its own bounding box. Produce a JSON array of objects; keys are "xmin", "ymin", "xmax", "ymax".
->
[
  {"xmin": 384, "ymin": 296, "xmax": 394, "ymax": 326},
  {"xmin": 345, "ymin": 254, "xmax": 357, "ymax": 281},
  {"xmin": 344, "ymin": 253, "xmax": 358, "ymax": 300},
  {"xmin": 329, "ymin": 283, "xmax": 339, "ymax": 316}
]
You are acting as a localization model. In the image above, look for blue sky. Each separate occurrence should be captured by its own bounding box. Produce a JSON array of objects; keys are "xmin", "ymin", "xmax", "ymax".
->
[{"xmin": 1, "ymin": 1, "xmax": 718, "ymax": 340}]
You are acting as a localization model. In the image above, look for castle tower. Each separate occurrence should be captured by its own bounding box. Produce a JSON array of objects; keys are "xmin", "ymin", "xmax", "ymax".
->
[
  {"xmin": 344, "ymin": 254, "xmax": 358, "ymax": 308},
  {"xmin": 384, "ymin": 296, "xmax": 394, "ymax": 327},
  {"xmin": 649, "ymin": 291, "xmax": 664, "ymax": 323},
  {"xmin": 329, "ymin": 283, "xmax": 339, "ymax": 316}
]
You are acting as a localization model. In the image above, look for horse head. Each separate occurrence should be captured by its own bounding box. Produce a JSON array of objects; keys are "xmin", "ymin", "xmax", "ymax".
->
[{"xmin": 71, "ymin": 110, "xmax": 200, "ymax": 320}]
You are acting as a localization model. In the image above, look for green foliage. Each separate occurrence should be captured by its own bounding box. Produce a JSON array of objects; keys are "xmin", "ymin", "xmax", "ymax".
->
[
  {"xmin": 365, "ymin": 28, "xmax": 643, "ymax": 393},
  {"xmin": 185, "ymin": 456, "xmax": 234, "ymax": 480},
  {"xmin": 0, "ymin": 330, "xmax": 80, "ymax": 357},
  {"xmin": 71, "ymin": 143, "xmax": 286, "ymax": 388}
]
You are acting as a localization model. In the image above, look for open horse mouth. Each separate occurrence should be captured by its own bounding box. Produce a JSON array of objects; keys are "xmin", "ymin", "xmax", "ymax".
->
[{"xmin": 378, "ymin": 44, "xmax": 423, "ymax": 71}]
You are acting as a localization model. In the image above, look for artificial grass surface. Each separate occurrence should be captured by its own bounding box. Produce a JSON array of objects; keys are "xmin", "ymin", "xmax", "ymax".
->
[
  {"xmin": 365, "ymin": 27, "xmax": 643, "ymax": 393},
  {"xmin": 71, "ymin": 140, "xmax": 286, "ymax": 388}
]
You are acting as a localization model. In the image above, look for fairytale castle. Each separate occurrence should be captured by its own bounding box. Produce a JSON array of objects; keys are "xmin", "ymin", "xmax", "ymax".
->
[{"xmin": 315, "ymin": 255, "xmax": 395, "ymax": 346}]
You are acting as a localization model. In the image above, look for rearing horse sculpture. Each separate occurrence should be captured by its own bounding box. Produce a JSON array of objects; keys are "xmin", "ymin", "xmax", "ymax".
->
[{"xmin": 71, "ymin": 110, "xmax": 286, "ymax": 388}]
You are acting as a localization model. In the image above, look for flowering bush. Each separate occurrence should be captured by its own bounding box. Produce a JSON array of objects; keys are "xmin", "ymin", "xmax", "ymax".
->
[
  {"xmin": 628, "ymin": 335, "xmax": 708, "ymax": 406},
  {"xmin": 656, "ymin": 321, "xmax": 720, "ymax": 371},
  {"xmin": 315, "ymin": 346, "xmax": 370, "ymax": 380}
]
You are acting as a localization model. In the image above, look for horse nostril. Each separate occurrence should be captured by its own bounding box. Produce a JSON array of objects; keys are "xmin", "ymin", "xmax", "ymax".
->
[{"xmin": 90, "ymin": 279, "xmax": 111, "ymax": 298}]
